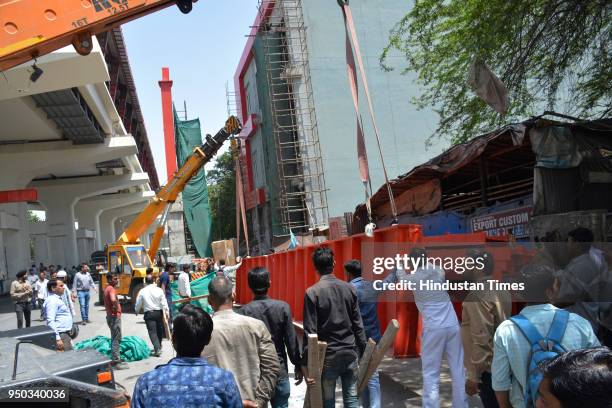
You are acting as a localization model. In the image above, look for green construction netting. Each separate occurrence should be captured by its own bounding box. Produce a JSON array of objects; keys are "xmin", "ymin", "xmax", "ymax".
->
[
  {"xmin": 170, "ymin": 273, "xmax": 214, "ymax": 315},
  {"xmin": 174, "ymin": 107, "xmax": 213, "ymax": 258},
  {"xmin": 74, "ymin": 335, "xmax": 151, "ymax": 361}
]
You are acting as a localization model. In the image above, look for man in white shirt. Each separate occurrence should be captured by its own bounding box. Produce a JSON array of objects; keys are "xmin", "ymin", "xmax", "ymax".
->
[
  {"xmin": 56, "ymin": 270, "xmax": 76, "ymax": 317},
  {"xmin": 27, "ymin": 269, "xmax": 39, "ymax": 309},
  {"xmin": 34, "ymin": 271, "xmax": 49, "ymax": 321},
  {"xmin": 177, "ymin": 265, "xmax": 191, "ymax": 299},
  {"xmin": 135, "ymin": 275, "xmax": 169, "ymax": 357},
  {"xmin": 217, "ymin": 257, "xmax": 243, "ymax": 294},
  {"xmin": 386, "ymin": 248, "xmax": 467, "ymax": 408}
]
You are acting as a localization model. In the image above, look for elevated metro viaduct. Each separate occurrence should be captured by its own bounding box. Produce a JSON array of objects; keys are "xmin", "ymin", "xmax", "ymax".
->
[{"xmin": 0, "ymin": 28, "xmax": 159, "ymax": 288}]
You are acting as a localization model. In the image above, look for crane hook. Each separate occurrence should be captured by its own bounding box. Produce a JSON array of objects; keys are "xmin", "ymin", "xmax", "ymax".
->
[{"xmin": 176, "ymin": 0, "xmax": 193, "ymax": 14}]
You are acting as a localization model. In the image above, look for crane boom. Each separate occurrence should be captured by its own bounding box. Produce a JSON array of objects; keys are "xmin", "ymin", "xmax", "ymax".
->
[
  {"xmin": 116, "ymin": 115, "xmax": 241, "ymax": 246},
  {"xmin": 0, "ymin": 0, "xmax": 196, "ymax": 72},
  {"xmin": 101, "ymin": 116, "xmax": 240, "ymax": 304}
]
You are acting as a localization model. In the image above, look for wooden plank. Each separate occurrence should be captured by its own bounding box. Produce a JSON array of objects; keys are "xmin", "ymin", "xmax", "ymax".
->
[
  {"xmin": 305, "ymin": 334, "xmax": 323, "ymax": 408},
  {"xmin": 357, "ymin": 320, "xmax": 400, "ymax": 394},
  {"xmin": 171, "ymin": 294, "xmax": 209, "ymax": 304},
  {"xmin": 304, "ymin": 341, "xmax": 327, "ymax": 408},
  {"xmin": 357, "ymin": 339, "xmax": 377, "ymax": 387},
  {"xmin": 317, "ymin": 342, "xmax": 327, "ymax": 374},
  {"xmin": 162, "ymin": 308, "xmax": 171, "ymax": 339}
]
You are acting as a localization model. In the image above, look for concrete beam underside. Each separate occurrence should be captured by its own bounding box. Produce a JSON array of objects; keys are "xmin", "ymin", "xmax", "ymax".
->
[
  {"xmin": 31, "ymin": 173, "xmax": 149, "ymax": 267},
  {"xmin": 75, "ymin": 191, "xmax": 154, "ymax": 250},
  {"xmin": 99, "ymin": 202, "xmax": 149, "ymax": 247}
]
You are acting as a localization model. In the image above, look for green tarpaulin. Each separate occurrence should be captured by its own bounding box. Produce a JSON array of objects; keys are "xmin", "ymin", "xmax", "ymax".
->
[
  {"xmin": 174, "ymin": 107, "xmax": 213, "ymax": 258},
  {"xmin": 170, "ymin": 273, "xmax": 215, "ymax": 315},
  {"xmin": 74, "ymin": 335, "xmax": 151, "ymax": 361}
]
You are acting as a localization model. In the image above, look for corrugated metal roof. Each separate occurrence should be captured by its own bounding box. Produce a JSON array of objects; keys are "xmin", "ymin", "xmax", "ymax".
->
[{"xmin": 355, "ymin": 116, "xmax": 612, "ymax": 218}]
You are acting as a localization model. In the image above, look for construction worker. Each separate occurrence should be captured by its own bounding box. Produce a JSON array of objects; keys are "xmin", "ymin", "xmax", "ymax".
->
[
  {"xmin": 386, "ymin": 247, "xmax": 467, "ymax": 408},
  {"xmin": 103, "ymin": 273, "xmax": 128, "ymax": 370}
]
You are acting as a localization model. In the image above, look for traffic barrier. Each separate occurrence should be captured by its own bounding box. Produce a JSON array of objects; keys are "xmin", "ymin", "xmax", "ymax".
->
[{"xmin": 236, "ymin": 224, "xmax": 523, "ymax": 357}]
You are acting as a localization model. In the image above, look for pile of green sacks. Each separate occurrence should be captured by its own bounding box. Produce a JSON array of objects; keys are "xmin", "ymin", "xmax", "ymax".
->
[
  {"xmin": 170, "ymin": 272, "xmax": 215, "ymax": 315},
  {"xmin": 75, "ymin": 335, "xmax": 150, "ymax": 362}
]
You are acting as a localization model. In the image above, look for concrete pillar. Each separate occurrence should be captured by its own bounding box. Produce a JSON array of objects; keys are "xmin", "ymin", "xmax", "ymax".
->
[
  {"xmin": 76, "ymin": 228, "xmax": 96, "ymax": 265},
  {"xmin": 31, "ymin": 173, "xmax": 149, "ymax": 268},
  {"xmin": 29, "ymin": 221, "xmax": 51, "ymax": 267},
  {"xmin": 74, "ymin": 191, "xmax": 154, "ymax": 250},
  {"xmin": 0, "ymin": 203, "xmax": 31, "ymax": 277},
  {"xmin": 46, "ymin": 203, "xmax": 78, "ymax": 268},
  {"xmin": 0, "ymin": 230, "xmax": 5, "ymax": 294},
  {"xmin": 99, "ymin": 202, "xmax": 148, "ymax": 246}
]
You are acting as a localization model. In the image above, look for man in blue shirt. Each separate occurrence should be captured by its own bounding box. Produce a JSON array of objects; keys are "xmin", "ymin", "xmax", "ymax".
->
[
  {"xmin": 344, "ymin": 259, "xmax": 381, "ymax": 408},
  {"xmin": 492, "ymin": 265, "xmax": 599, "ymax": 408},
  {"xmin": 44, "ymin": 279, "xmax": 74, "ymax": 351},
  {"xmin": 158, "ymin": 263, "xmax": 175, "ymax": 329},
  {"xmin": 131, "ymin": 304, "xmax": 242, "ymax": 408}
]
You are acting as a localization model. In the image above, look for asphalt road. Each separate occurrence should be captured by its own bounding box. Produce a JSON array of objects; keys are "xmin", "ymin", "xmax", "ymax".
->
[
  {"xmin": 0, "ymin": 292, "xmax": 313, "ymax": 406},
  {"xmin": 1, "ymin": 292, "xmax": 472, "ymax": 407}
]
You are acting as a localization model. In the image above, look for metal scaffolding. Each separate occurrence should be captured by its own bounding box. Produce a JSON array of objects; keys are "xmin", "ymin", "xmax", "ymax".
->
[
  {"xmin": 225, "ymin": 81, "xmax": 239, "ymax": 117},
  {"xmin": 257, "ymin": 0, "xmax": 329, "ymax": 234}
]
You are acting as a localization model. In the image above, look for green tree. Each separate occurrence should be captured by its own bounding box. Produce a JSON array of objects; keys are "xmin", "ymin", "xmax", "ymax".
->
[
  {"xmin": 207, "ymin": 151, "xmax": 237, "ymax": 242},
  {"xmin": 27, "ymin": 210, "xmax": 41, "ymax": 223},
  {"xmin": 381, "ymin": 0, "xmax": 611, "ymax": 144}
]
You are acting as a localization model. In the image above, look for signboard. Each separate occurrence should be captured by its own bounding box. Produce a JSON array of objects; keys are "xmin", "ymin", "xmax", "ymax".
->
[{"xmin": 471, "ymin": 206, "xmax": 533, "ymax": 238}]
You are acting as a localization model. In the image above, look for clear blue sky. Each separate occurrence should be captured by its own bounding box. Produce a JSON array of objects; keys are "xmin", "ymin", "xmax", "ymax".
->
[{"xmin": 121, "ymin": 0, "xmax": 259, "ymax": 185}]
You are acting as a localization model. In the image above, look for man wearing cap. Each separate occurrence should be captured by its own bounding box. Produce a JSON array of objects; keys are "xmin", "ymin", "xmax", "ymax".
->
[{"xmin": 56, "ymin": 270, "xmax": 76, "ymax": 317}]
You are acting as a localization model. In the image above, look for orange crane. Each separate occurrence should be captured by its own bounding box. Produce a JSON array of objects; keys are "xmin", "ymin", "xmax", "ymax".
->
[
  {"xmin": 102, "ymin": 116, "xmax": 241, "ymax": 302},
  {"xmin": 0, "ymin": 0, "xmax": 196, "ymax": 72}
]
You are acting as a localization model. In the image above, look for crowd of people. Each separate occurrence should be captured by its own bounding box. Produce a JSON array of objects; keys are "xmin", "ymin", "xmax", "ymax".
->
[
  {"xmin": 6, "ymin": 228, "xmax": 612, "ymax": 407},
  {"xmin": 7, "ymin": 263, "xmax": 115, "ymax": 362},
  {"xmin": 9, "ymin": 263, "xmax": 82, "ymax": 329},
  {"xmin": 131, "ymin": 227, "xmax": 611, "ymax": 408}
]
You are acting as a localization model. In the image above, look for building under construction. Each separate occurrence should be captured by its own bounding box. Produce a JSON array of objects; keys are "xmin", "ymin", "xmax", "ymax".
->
[{"xmin": 232, "ymin": 0, "xmax": 439, "ymax": 254}]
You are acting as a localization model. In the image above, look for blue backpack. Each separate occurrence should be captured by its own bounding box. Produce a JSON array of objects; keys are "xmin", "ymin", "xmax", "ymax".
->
[{"xmin": 510, "ymin": 309, "xmax": 569, "ymax": 407}]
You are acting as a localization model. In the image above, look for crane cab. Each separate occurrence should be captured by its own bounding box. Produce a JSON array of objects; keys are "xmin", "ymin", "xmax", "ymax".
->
[{"xmin": 100, "ymin": 244, "xmax": 160, "ymax": 304}]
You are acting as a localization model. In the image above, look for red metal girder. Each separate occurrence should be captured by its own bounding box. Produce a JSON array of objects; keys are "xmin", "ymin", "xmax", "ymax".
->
[{"xmin": 0, "ymin": 189, "xmax": 37, "ymax": 203}]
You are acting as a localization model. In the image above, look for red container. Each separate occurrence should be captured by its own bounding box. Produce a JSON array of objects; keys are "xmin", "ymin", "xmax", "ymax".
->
[
  {"xmin": 236, "ymin": 224, "xmax": 520, "ymax": 357},
  {"xmin": 236, "ymin": 224, "xmax": 425, "ymax": 356}
]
